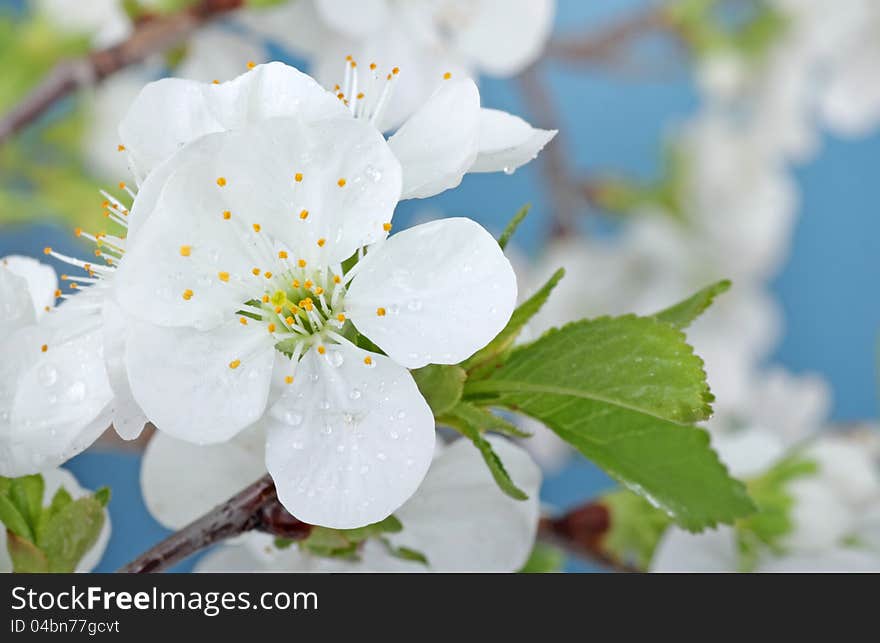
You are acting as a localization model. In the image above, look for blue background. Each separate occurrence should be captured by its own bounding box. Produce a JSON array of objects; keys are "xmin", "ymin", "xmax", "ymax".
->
[{"xmin": 1, "ymin": 0, "xmax": 878, "ymax": 571}]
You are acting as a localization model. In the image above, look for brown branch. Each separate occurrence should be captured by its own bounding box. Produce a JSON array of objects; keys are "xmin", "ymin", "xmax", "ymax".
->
[
  {"xmin": 546, "ymin": 4, "xmax": 676, "ymax": 64},
  {"xmin": 117, "ymin": 474, "xmax": 312, "ymax": 574},
  {"xmin": 0, "ymin": 0, "xmax": 244, "ymax": 146},
  {"xmin": 539, "ymin": 502, "xmax": 641, "ymax": 573}
]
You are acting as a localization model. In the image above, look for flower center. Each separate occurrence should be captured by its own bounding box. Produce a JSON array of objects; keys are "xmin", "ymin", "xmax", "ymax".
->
[{"xmin": 334, "ymin": 57, "xmax": 401, "ymax": 125}]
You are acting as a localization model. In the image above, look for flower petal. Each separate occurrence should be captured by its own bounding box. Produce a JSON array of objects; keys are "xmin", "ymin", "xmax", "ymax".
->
[
  {"xmin": 265, "ymin": 342, "xmax": 435, "ymax": 529},
  {"xmin": 1, "ymin": 255, "xmax": 57, "ymax": 320},
  {"xmin": 347, "ymin": 218, "xmax": 517, "ymax": 368},
  {"xmin": 102, "ymin": 300, "xmax": 147, "ymax": 441},
  {"xmin": 125, "ymin": 320, "xmax": 275, "ymax": 444},
  {"xmin": 453, "ymin": 0, "xmax": 555, "ymax": 76},
  {"xmin": 390, "ymin": 436, "xmax": 541, "ymax": 571},
  {"xmin": 651, "ymin": 526, "xmax": 738, "ymax": 572},
  {"xmin": 470, "ymin": 108, "xmax": 557, "ymax": 174},
  {"xmin": 0, "ymin": 263, "xmax": 35, "ymax": 337},
  {"xmin": 0, "ymin": 302, "xmax": 112, "ymax": 477},
  {"xmin": 119, "ymin": 62, "xmax": 348, "ymax": 180},
  {"xmin": 141, "ymin": 426, "xmax": 266, "ymax": 530},
  {"xmin": 388, "ymin": 78, "xmax": 481, "ymax": 199}
]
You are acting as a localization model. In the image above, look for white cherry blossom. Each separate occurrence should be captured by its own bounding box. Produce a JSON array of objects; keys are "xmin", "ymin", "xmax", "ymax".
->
[
  {"xmin": 239, "ymin": 0, "xmax": 555, "ymax": 130},
  {"xmin": 142, "ymin": 431, "xmax": 541, "ymax": 572}
]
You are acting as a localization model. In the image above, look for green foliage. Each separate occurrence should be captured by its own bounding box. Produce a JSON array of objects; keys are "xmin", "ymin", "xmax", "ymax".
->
[
  {"xmin": 412, "ymin": 364, "xmax": 466, "ymax": 416},
  {"xmin": 602, "ymin": 489, "xmax": 672, "ymax": 570},
  {"xmin": 443, "ymin": 404, "xmax": 529, "ymax": 500},
  {"xmin": 654, "ymin": 280, "xmax": 732, "ymax": 329},
  {"xmin": 497, "ymin": 203, "xmax": 530, "ymax": 250},
  {"xmin": 0, "ymin": 474, "xmax": 108, "ymax": 573},
  {"xmin": 735, "ymin": 455, "xmax": 817, "ymax": 571},
  {"xmin": 298, "ymin": 515, "xmax": 405, "ymax": 560},
  {"xmin": 464, "ymin": 315, "xmax": 754, "ymax": 530},
  {"xmin": 518, "ymin": 542, "xmax": 565, "ymax": 573},
  {"xmin": 378, "ymin": 539, "xmax": 429, "ymax": 566}
]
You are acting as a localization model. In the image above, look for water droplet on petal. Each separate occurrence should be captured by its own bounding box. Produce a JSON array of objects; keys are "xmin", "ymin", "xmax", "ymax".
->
[{"xmin": 349, "ymin": 388, "xmax": 362, "ymax": 400}]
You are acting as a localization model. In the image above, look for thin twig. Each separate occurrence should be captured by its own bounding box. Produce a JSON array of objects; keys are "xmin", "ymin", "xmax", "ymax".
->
[
  {"xmin": 117, "ymin": 474, "xmax": 311, "ymax": 574},
  {"xmin": 546, "ymin": 4, "xmax": 675, "ymax": 65},
  {"xmin": 0, "ymin": 0, "xmax": 243, "ymax": 145}
]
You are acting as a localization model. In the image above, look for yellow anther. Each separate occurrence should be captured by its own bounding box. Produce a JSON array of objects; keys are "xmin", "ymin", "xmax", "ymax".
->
[
  {"xmin": 74, "ymin": 228, "xmax": 82, "ymax": 237},
  {"xmin": 264, "ymin": 271, "xmax": 273, "ymax": 279},
  {"xmin": 333, "ymin": 275, "xmax": 341, "ymax": 284},
  {"xmin": 41, "ymin": 344, "xmax": 48, "ymax": 353},
  {"xmin": 386, "ymin": 73, "xmax": 392, "ymax": 80},
  {"xmin": 369, "ymin": 62, "xmax": 377, "ymax": 70},
  {"xmin": 43, "ymin": 247, "xmax": 52, "ymax": 255},
  {"xmin": 182, "ymin": 289, "xmax": 194, "ymax": 300},
  {"xmin": 218, "ymin": 272, "xmax": 230, "ymax": 282},
  {"xmin": 317, "ymin": 238, "xmax": 326, "ymax": 247},
  {"xmin": 240, "ymin": 317, "xmax": 248, "ymax": 325},
  {"xmin": 274, "ymin": 306, "xmax": 283, "ymax": 314},
  {"xmin": 376, "ymin": 307, "xmax": 386, "ymax": 316},
  {"xmin": 252, "ymin": 223, "xmax": 261, "ymax": 232},
  {"xmin": 252, "ymin": 268, "xmax": 261, "ymax": 276},
  {"xmin": 117, "ymin": 144, "xmax": 126, "ymax": 151},
  {"xmin": 102, "ymin": 200, "xmax": 109, "ymax": 207},
  {"xmin": 44, "ymin": 306, "xmax": 50, "ymax": 312},
  {"xmin": 212, "ymin": 79, "xmax": 220, "ymax": 85},
  {"xmin": 286, "ymin": 316, "xmax": 294, "ymax": 325},
  {"xmin": 317, "ymin": 345, "xmax": 326, "ymax": 355},
  {"xmin": 285, "ymin": 376, "xmax": 294, "ymax": 385},
  {"xmin": 443, "ymin": 71, "xmax": 452, "ymax": 80},
  {"xmin": 304, "ymin": 280, "xmax": 313, "ymax": 290},
  {"xmin": 364, "ymin": 356, "xmax": 372, "ymax": 365},
  {"xmin": 350, "ymin": 60, "xmax": 357, "ymax": 68},
  {"xmin": 229, "ymin": 360, "xmax": 241, "ymax": 369},
  {"xmin": 337, "ymin": 92, "xmax": 345, "ymax": 100},
  {"xmin": 298, "ymin": 259, "xmax": 307, "ymax": 268},
  {"xmin": 294, "ymin": 173, "xmax": 303, "ymax": 182},
  {"xmin": 392, "ymin": 67, "xmax": 400, "ymax": 75},
  {"xmin": 268, "ymin": 323, "xmax": 276, "ymax": 333},
  {"xmin": 118, "ymin": 182, "xmax": 126, "ymax": 189},
  {"xmin": 262, "ymin": 294, "xmax": 270, "ymax": 303},
  {"xmin": 299, "ymin": 209, "xmax": 309, "ymax": 220},
  {"xmin": 180, "ymin": 245, "xmax": 192, "ymax": 257},
  {"xmin": 383, "ymin": 222, "xmax": 392, "ymax": 232},
  {"xmin": 94, "ymin": 250, "xmax": 102, "ymax": 257},
  {"xmin": 337, "ymin": 313, "xmax": 346, "ymax": 322},
  {"xmin": 292, "ymin": 279, "xmax": 301, "ymax": 288},
  {"xmin": 247, "ymin": 61, "xmax": 256, "ymax": 69},
  {"xmin": 54, "ymin": 289, "xmax": 61, "ymax": 298},
  {"xmin": 345, "ymin": 55, "xmax": 353, "ymax": 61},
  {"xmin": 337, "ymin": 178, "xmax": 347, "ymax": 187},
  {"xmin": 216, "ymin": 177, "xmax": 227, "ymax": 187},
  {"xmin": 69, "ymin": 283, "xmax": 78, "ymax": 290},
  {"xmin": 357, "ymin": 92, "xmax": 365, "ymax": 99},
  {"xmin": 223, "ymin": 210, "xmax": 232, "ymax": 220},
  {"xmin": 278, "ymin": 251, "xmax": 289, "ymax": 259},
  {"xmin": 314, "ymin": 287, "xmax": 324, "ymax": 296}
]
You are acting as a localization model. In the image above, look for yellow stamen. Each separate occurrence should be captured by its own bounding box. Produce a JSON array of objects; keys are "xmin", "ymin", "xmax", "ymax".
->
[
  {"xmin": 317, "ymin": 345, "xmax": 326, "ymax": 355},
  {"xmin": 268, "ymin": 323, "xmax": 276, "ymax": 333},
  {"xmin": 278, "ymin": 251, "xmax": 288, "ymax": 259},
  {"xmin": 298, "ymin": 259, "xmax": 307, "ymax": 268},
  {"xmin": 223, "ymin": 210, "xmax": 232, "ymax": 220},
  {"xmin": 179, "ymin": 245, "xmax": 192, "ymax": 257},
  {"xmin": 383, "ymin": 222, "xmax": 392, "ymax": 232},
  {"xmin": 299, "ymin": 209, "xmax": 309, "ymax": 220},
  {"xmin": 392, "ymin": 67, "xmax": 400, "ymax": 75},
  {"xmin": 43, "ymin": 247, "xmax": 52, "ymax": 255},
  {"xmin": 443, "ymin": 71, "xmax": 452, "ymax": 80},
  {"xmin": 229, "ymin": 360, "xmax": 241, "ymax": 369},
  {"xmin": 118, "ymin": 182, "xmax": 126, "ymax": 189},
  {"xmin": 74, "ymin": 228, "xmax": 82, "ymax": 237},
  {"xmin": 240, "ymin": 317, "xmax": 248, "ymax": 325},
  {"xmin": 304, "ymin": 280, "xmax": 313, "ymax": 290},
  {"xmin": 294, "ymin": 173, "xmax": 303, "ymax": 182},
  {"xmin": 252, "ymin": 223, "xmax": 261, "ymax": 232},
  {"xmin": 182, "ymin": 289, "xmax": 194, "ymax": 300},
  {"xmin": 337, "ymin": 178, "xmax": 347, "ymax": 187},
  {"xmin": 216, "ymin": 177, "xmax": 227, "ymax": 187},
  {"xmin": 333, "ymin": 275, "xmax": 341, "ymax": 284},
  {"xmin": 376, "ymin": 307, "xmax": 386, "ymax": 316},
  {"xmin": 337, "ymin": 313, "xmax": 346, "ymax": 322},
  {"xmin": 262, "ymin": 295, "xmax": 270, "ymax": 303},
  {"xmin": 117, "ymin": 144, "xmax": 126, "ymax": 151},
  {"xmin": 285, "ymin": 376, "xmax": 294, "ymax": 385},
  {"xmin": 212, "ymin": 79, "xmax": 220, "ymax": 85},
  {"xmin": 252, "ymin": 268, "xmax": 261, "ymax": 276},
  {"xmin": 314, "ymin": 287, "xmax": 324, "ymax": 295},
  {"xmin": 41, "ymin": 344, "xmax": 48, "ymax": 353},
  {"xmin": 218, "ymin": 271, "xmax": 230, "ymax": 282},
  {"xmin": 247, "ymin": 61, "xmax": 256, "ymax": 69},
  {"xmin": 264, "ymin": 271, "xmax": 273, "ymax": 279},
  {"xmin": 364, "ymin": 356, "xmax": 373, "ymax": 365},
  {"xmin": 317, "ymin": 238, "xmax": 326, "ymax": 247}
]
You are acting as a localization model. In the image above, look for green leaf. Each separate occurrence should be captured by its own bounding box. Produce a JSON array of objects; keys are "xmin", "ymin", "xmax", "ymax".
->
[
  {"xmin": 0, "ymin": 495, "xmax": 33, "ymax": 542},
  {"xmin": 444, "ymin": 407, "xmax": 529, "ymax": 501},
  {"xmin": 379, "ymin": 538, "xmax": 429, "ymax": 566},
  {"xmin": 653, "ymin": 280, "xmax": 731, "ymax": 329},
  {"xmin": 463, "ymin": 268, "xmax": 565, "ymax": 377},
  {"xmin": 498, "ymin": 203, "xmax": 530, "ymax": 250},
  {"xmin": 343, "ymin": 515, "xmax": 403, "ymax": 542},
  {"xmin": 464, "ymin": 316, "xmax": 754, "ymax": 529},
  {"xmin": 7, "ymin": 531, "xmax": 49, "ymax": 573},
  {"xmin": 602, "ymin": 489, "xmax": 671, "ymax": 570},
  {"xmin": 299, "ymin": 515, "xmax": 404, "ymax": 559},
  {"xmin": 93, "ymin": 487, "xmax": 111, "ymax": 507},
  {"xmin": 10, "ymin": 474, "xmax": 44, "ymax": 531},
  {"xmin": 37, "ymin": 497, "xmax": 106, "ymax": 573},
  {"xmin": 35, "ymin": 487, "xmax": 73, "ymax": 543},
  {"xmin": 411, "ymin": 364, "xmax": 466, "ymax": 416},
  {"xmin": 444, "ymin": 402, "xmax": 531, "ymax": 438},
  {"xmin": 518, "ymin": 542, "xmax": 565, "ymax": 573}
]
